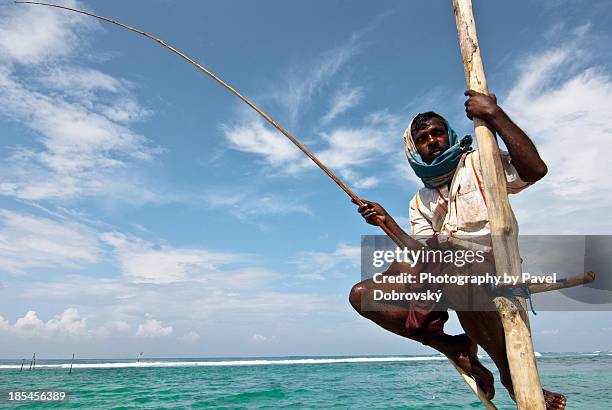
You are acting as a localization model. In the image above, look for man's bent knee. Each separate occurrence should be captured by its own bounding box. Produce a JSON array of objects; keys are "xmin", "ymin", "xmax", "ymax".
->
[{"xmin": 349, "ymin": 282, "xmax": 366, "ymax": 312}]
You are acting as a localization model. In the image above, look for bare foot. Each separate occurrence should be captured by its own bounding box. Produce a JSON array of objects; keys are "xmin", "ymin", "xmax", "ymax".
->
[
  {"xmin": 508, "ymin": 389, "xmax": 566, "ymax": 409},
  {"xmin": 449, "ymin": 334, "xmax": 495, "ymax": 400},
  {"xmin": 544, "ymin": 389, "xmax": 566, "ymax": 410}
]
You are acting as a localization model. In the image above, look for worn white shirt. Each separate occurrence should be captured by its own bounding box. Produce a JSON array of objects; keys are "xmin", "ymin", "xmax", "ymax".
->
[{"xmin": 409, "ymin": 150, "xmax": 531, "ymax": 244}]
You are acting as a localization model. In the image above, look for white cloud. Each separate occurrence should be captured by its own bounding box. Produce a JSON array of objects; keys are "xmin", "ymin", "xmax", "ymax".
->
[
  {"xmin": 502, "ymin": 27, "xmax": 612, "ymax": 233},
  {"xmin": 100, "ymin": 231, "xmax": 244, "ymax": 284},
  {"xmin": 38, "ymin": 66, "xmax": 124, "ymax": 94},
  {"xmin": 13, "ymin": 311, "xmax": 44, "ymax": 334},
  {"xmin": 1, "ymin": 308, "xmax": 87, "ymax": 337},
  {"xmin": 0, "ymin": 69, "xmax": 159, "ymax": 201},
  {"xmin": 0, "ymin": 0, "xmax": 90, "ymax": 65},
  {"xmin": 0, "ymin": 209, "xmax": 101, "ymax": 274},
  {"xmin": 322, "ymin": 85, "xmax": 363, "ymax": 124},
  {"xmin": 293, "ymin": 243, "xmax": 360, "ymax": 279},
  {"xmin": 204, "ymin": 190, "xmax": 312, "ymax": 219},
  {"xmin": 223, "ymin": 114, "xmax": 301, "ymax": 167},
  {"xmin": 220, "ymin": 16, "xmax": 396, "ymax": 191},
  {"xmin": 353, "ymin": 176, "xmax": 379, "ymax": 190},
  {"xmin": 0, "ymin": 1, "xmax": 162, "ymax": 203},
  {"xmin": 45, "ymin": 307, "xmax": 87, "ymax": 334},
  {"xmin": 279, "ymin": 34, "xmax": 363, "ymax": 126},
  {"xmin": 252, "ymin": 333, "xmax": 276, "ymax": 343},
  {"xmin": 223, "ymin": 108, "xmax": 400, "ymax": 190},
  {"xmin": 136, "ymin": 318, "xmax": 173, "ymax": 338},
  {"xmin": 274, "ymin": 12, "xmax": 389, "ymax": 127},
  {"xmin": 314, "ymin": 111, "xmax": 401, "ymax": 188}
]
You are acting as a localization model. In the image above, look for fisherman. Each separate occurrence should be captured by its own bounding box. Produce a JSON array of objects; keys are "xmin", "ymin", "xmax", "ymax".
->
[{"xmin": 349, "ymin": 90, "xmax": 567, "ymax": 409}]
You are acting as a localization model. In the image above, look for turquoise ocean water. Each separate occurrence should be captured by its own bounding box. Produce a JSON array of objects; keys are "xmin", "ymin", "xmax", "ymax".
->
[{"xmin": 0, "ymin": 353, "xmax": 610, "ymax": 409}]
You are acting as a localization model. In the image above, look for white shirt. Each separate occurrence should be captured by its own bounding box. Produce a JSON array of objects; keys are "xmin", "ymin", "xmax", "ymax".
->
[{"xmin": 409, "ymin": 150, "xmax": 531, "ymax": 244}]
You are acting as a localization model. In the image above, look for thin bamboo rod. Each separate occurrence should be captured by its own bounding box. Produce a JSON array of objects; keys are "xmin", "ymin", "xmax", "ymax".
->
[{"xmin": 15, "ymin": 1, "xmax": 412, "ymax": 250}]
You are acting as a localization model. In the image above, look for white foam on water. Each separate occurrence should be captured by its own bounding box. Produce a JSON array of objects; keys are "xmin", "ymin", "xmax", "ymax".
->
[{"xmin": 0, "ymin": 356, "xmax": 448, "ymax": 370}]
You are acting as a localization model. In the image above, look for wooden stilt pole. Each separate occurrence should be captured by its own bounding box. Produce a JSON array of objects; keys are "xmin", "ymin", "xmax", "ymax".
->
[{"xmin": 452, "ymin": 1, "xmax": 546, "ymax": 409}]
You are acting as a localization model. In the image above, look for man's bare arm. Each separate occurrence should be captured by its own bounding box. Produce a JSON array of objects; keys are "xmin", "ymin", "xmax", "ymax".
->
[{"xmin": 464, "ymin": 90, "xmax": 548, "ymax": 182}]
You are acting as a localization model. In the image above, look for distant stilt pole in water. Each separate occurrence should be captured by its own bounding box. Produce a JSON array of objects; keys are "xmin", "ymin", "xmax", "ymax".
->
[
  {"xmin": 137, "ymin": 352, "xmax": 143, "ymax": 363},
  {"xmin": 28, "ymin": 353, "xmax": 34, "ymax": 370},
  {"xmin": 20, "ymin": 359, "xmax": 24, "ymax": 372},
  {"xmin": 32, "ymin": 352, "xmax": 36, "ymax": 370},
  {"xmin": 69, "ymin": 353, "xmax": 74, "ymax": 375}
]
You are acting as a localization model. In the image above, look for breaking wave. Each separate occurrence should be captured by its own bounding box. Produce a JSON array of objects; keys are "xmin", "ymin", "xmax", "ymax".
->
[{"xmin": 0, "ymin": 356, "xmax": 450, "ymax": 370}]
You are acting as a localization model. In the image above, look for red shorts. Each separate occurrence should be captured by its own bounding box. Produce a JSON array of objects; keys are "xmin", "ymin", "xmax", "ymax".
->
[{"xmin": 403, "ymin": 260, "xmax": 449, "ymax": 342}]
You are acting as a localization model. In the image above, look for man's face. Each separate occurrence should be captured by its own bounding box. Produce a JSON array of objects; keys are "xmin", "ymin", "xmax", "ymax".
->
[{"xmin": 412, "ymin": 118, "xmax": 450, "ymax": 164}]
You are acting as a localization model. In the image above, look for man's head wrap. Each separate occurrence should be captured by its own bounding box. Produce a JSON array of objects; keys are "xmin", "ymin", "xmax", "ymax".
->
[{"xmin": 403, "ymin": 113, "xmax": 473, "ymax": 188}]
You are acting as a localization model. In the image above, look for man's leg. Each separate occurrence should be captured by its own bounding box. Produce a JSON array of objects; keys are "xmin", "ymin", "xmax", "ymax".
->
[
  {"xmin": 444, "ymin": 282, "xmax": 567, "ymax": 410},
  {"xmin": 349, "ymin": 262, "xmax": 495, "ymax": 399}
]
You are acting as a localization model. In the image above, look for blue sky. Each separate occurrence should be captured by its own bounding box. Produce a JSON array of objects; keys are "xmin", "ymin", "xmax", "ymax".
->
[{"xmin": 0, "ymin": 0, "xmax": 611, "ymax": 359}]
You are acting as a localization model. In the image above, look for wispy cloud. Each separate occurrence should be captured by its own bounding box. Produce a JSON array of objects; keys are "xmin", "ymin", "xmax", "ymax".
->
[
  {"xmin": 293, "ymin": 243, "xmax": 360, "ymax": 280},
  {"xmin": 222, "ymin": 110, "xmax": 302, "ymax": 167},
  {"xmin": 14, "ymin": 273, "xmax": 338, "ymax": 347},
  {"xmin": 203, "ymin": 189, "xmax": 312, "ymax": 220},
  {"xmin": 101, "ymin": 231, "xmax": 243, "ymax": 284},
  {"xmin": 223, "ymin": 108, "xmax": 401, "ymax": 190},
  {"xmin": 314, "ymin": 111, "xmax": 401, "ymax": 189},
  {"xmin": 322, "ymin": 85, "xmax": 364, "ymax": 124},
  {"xmin": 0, "ymin": 1, "xmax": 163, "ymax": 204},
  {"xmin": 502, "ymin": 25, "xmax": 612, "ymax": 232},
  {"xmin": 278, "ymin": 33, "xmax": 363, "ymax": 127},
  {"xmin": 220, "ymin": 14, "xmax": 397, "ymax": 192},
  {"xmin": 0, "ymin": 210, "xmax": 101, "ymax": 275},
  {"xmin": 274, "ymin": 10, "xmax": 390, "ymax": 127},
  {"xmin": 0, "ymin": 0, "xmax": 90, "ymax": 65}
]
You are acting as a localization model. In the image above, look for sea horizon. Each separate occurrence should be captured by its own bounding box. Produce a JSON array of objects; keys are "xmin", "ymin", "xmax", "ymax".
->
[
  {"xmin": 1, "ymin": 349, "xmax": 608, "ymax": 362},
  {"xmin": 1, "ymin": 352, "xmax": 610, "ymax": 408}
]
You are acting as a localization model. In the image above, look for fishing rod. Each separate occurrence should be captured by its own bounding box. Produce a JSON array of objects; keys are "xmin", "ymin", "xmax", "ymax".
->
[{"xmin": 15, "ymin": 1, "xmax": 416, "ymax": 249}]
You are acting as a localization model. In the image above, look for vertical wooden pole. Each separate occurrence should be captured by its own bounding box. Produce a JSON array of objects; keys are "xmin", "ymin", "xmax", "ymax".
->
[{"xmin": 451, "ymin": 1, "xmax": 545, "ymax": 409}]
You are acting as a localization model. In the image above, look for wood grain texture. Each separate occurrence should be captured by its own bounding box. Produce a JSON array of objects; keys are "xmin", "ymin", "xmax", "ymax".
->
[{"xmin": 452, "ymin": 0, "xmax": 546, "ymax": 408}]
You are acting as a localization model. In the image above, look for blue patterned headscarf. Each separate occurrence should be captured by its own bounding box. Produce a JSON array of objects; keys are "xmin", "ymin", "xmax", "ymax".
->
[{"xmin": 403, "ymin": 115, "xmax": 472, "ymax": 188}]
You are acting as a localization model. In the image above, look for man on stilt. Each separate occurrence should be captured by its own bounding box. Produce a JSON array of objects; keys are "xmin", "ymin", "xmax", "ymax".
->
[{"xmin": 350, "ymin": 90, "xmax": 566, "ymax": 409}]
